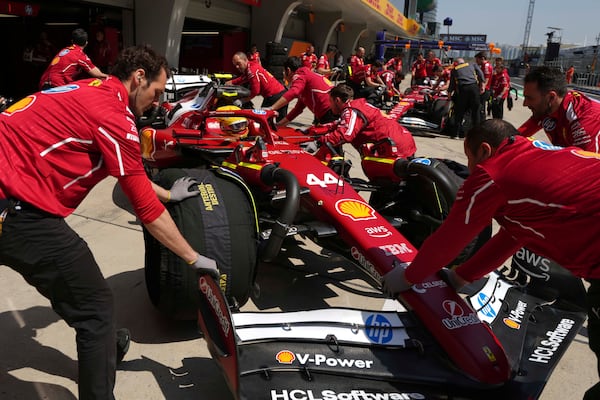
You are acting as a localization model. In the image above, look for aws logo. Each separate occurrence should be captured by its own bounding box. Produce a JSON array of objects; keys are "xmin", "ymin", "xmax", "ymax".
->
[{"xmin": 3, "ymin": 95, "xmax": 36, "ymax": 115}]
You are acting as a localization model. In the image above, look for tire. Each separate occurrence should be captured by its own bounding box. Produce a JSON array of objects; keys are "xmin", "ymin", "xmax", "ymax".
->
[
  {"xmin": 144, "ymin": 167, "xmax": 258, "ymax": 320},
  {"xmin": 369, "ymin": 159, "xmax": 489, "ymax": 263},
  {"xmin": 268, "ymin": 55, "xmax": 287, "ymax": 66}
]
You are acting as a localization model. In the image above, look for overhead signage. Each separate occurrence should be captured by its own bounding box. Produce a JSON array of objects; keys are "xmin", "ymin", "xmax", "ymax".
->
[{"xmin": 440, "ymin": 34, "xmax": 487, "ymax": 44}]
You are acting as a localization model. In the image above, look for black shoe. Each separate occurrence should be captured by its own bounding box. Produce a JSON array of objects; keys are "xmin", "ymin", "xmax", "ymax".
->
[{"xmin": 116, "ymin": 328, "xmax": 131, "ymax": 364}]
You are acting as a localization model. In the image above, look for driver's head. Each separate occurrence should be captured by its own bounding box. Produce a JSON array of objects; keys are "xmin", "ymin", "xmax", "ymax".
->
[
  {"xmin": 232, "ymin": 52, "xmax": 249, "ymax": 74},
  {"xmin": 216, "ymin": 106, "xmax": 249, "ymax": 139},
  {"xmin": 112, "ymin": 45, "xmax": 170, "ymax": 117},
  {"xmin": 329, "ymin": 84, "xmax": 354, "ymax": 115}
]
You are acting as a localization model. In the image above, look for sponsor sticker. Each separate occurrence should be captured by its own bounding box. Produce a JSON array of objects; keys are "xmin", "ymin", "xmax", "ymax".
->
[
  {"xmin": 379, "ymin": 243, "xmax": 414, "ymax": 256},
  {"xmin": 365, "ymin": 313, "xmax": 394, "ymax": 344},
  {"xmin": 364, "ymin": 225, "xmax": 392, "ymax": 238},
  {"xmin": 503, "ymin": 300, "xmax": 527, "ymax": 330},
  {"xmin": 275, "ymin": 351, "xmax": 374, "ymax": 369},
  {"xmin": 411, "ymin": 279, "xmax": 447, "ymax": 294},
  {"xmin": 350, "ymin": 247, "xmax": 381, "ymax": 280},
  {"xmin": 441, "ymin": 300, "xmax": 480, "ymax": 330},
  {"xmin": 198, "ymin": 183, "xmax": 220, "ymax": 211},
  {"xmin": 531, "ymin": 139, "xmax": 562, "ymax": 151},
  {"xmin": 477, "ymin": 293, "xmax": 497, "ymax": 319},
  {"xmin": 3, "ymin": 95, "xmax": 36, "ymax": 115},
  {"xmin": 410, "ymin": 157, "xmax": 432, "ymax": 166},
  {"xmin": 276, "ymin": 350, "xmax": 295, "ymax": 364},
  {"xmin": 528, "ymin": 318, "xmax": 575, "ymax": 364},
  {"xmin": 199, "ymin": 276, "xmax": 230, "ymax": 337},
  {"xmin": 336, "ymin": 199, "xmax": 376, "ymax": 221},
  {"xmin": 270, "ymin": 389, "xmax": 425, "ymax": 400},
  {"xmin": 253, "ymin": 109, "xmax": 267, "ymax": 115}
]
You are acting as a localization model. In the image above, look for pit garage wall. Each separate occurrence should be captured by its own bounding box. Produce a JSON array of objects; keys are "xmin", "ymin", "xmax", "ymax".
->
[{"xmin": 134, "ymin": 0, "xmax": 250, "ymax": 69}]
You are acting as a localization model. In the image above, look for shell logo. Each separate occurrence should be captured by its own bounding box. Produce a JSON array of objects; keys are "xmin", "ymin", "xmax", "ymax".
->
[
  {"xmin": 276, "ymin": 350, "xmax": 295, "ymax": 364},
  {"xmin": 88, "ymin": 79, "xmax": 103, "ymax": 87},
  {"xmin": 3, "ymin": 95, "xmax": 36, "ymax": 115},
  {"xmin": 503, "ymin": 317, "xmax": 520, "ymax": 330},
  {"xmin": 572, "ymin": 149, "xmax": 600, "ymax": 160},
  {"xmin": 140, "ymin": 128, "xmax": 156, "ymax": 160},
  {"xmin": 335, "ymin": 199, "xmax": 376, "ymax": 221}
]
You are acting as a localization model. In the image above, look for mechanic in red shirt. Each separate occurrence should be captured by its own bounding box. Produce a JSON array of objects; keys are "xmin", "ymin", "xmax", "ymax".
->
[
  {"xmin": 0, "ymin": 46, "xmax": 219, "ymax": 400},
  {"xmin": 475, "ymin": 51, "xmax": 493, "ymax": 119},
  {"xmin": 268, "ymin": 56, "xmax": 336, "ymax": 126},
  {"xmin": 347, "ymin": 46, "xmax": 366, "ymax": 96},
  {"xmin": 39, "ymin": 28, "xmax": 107, "ymax": 90},
  {"xmin": 519, "ymin": 66, "xmax": 600, "ymax": 152},
  {"xmin": 411, "ymin": 52, "xmax": 428, "ymax": 85},
  {"xmin": 425, "ymin": 50, "xmax": 442, "ymax": 78},
  {"xmin": 316, "ymin": 83, "xmax": 416, "ymax": 156},
  {"xmin": 489, "ymin": 63, "xmax": 510, "ymax": 119},
  {"xmin": 431, "ymin": 64, "xmax": 452, "ymax": 94},
  {"xmin": 382, "ymin": 118, "xmax": 600, "ymax": 400},
  {"xmin": 316, "ymin": 46, "xmax": 337, "ymax": 77},
  {"xmin": 248, "ymin": 43, "xmax": 261, "ymax": 65},
  {"xmin": 227, "ymin": 51, "xmax": 287, "ymax": 121},
  {"xmin": 301, "ymin": 45, "xmax": 318, "ymax": 70},
  {"xmin": 385, "ymin": 53, "xmax": 403, "ymax": 73}
]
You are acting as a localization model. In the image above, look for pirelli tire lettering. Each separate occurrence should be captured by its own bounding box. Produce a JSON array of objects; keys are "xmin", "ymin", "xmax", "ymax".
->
[
  {"xmin": 528, "ymin": 318, "xmax": 575, "ymax": 364},
  {"xmin": 270, "ymin": 389, "xmax": 426, "ymax": 400}
]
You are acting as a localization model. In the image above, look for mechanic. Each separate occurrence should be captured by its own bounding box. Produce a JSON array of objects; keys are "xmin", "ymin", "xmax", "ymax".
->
[
  {"xmin": 247, "ymin": 43, "xmax": 261, "ymax": 66},
  {"xmin": 518, "ymin": 66, "xmax": 600, "ymax": 152},
  {"xmin": 489, "ymin": 63, "xmax": 510, "ymax": 119},
  {"xmin": 0, "ymin": 45, "xmax": 219, "ymax": 400},
  {"xmin": 39, "ymin": 28, "xmax": 108, "ymax": 90},
  {"xmin": 425, "ymin": 50, "xmax": 442, "ymax": 79},
  {"xmin": 301, "ymin": 45, "xmax": 318, "ymax": 71},
  {"xmin": 313, "ymin": 83, "xmax": 416, "ymax": 157},
  {"xmin": 226, "ymin": 51, "xmax": 287, "ymax": 121},
  {"xmin": 267, "ymin": 56, "xmax": 336, "ymax": 126},
  {"xmin": 448, "ymin": 57, "xmax": 484, "ymax": 139},
  {"xmin": 381, "ymin": 118, "xmax": 600, "ymax": 400},
  {"xmin": 410, "ymin": 52, "xmax": 428, "ymax": 86},
  {"xmin": 474, "ymin": 51, "xmax": 493, "ymax": 120},
  {"xmin": 431, "ymin": 64, "xmax": 451, "ymax": 94},
  {"xmin": 385, "ymin": 52, "xmax": 404, "ymax": 73},
  {"xmin": 316, "ymin": 46, "xmax": 337, "ymax": 77},
  {"xmin": 346, "ymin": 46, "xmax": 366, "ymax": 97}
]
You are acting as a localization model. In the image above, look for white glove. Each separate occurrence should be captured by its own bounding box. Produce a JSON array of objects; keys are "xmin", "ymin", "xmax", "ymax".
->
[
  {"xmin": 190, "ymin": 253, "xmax": 220, "ymax": 279},
  {"xmin": 168, "ymin": 177, "xmax": 200, "ymax": 202},
  {"xmin": 304, "ymin": 140, "xmax": 319, "ymax": 154},
  {"xmin": 233, "ymin": 99, "xmax": 243, "ymax": 108},
  {"xmin": 438, "ymin": 268, "xmax": 469, "ymax": 291},
  {"xmin": 382, "ymin": 263, "xmax": 412, "ymax": 297}
]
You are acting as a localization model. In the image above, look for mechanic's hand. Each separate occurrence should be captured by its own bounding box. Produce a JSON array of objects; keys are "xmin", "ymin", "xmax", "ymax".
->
[
  {"xmin": 438, "ymin": 267, "xmax": 469, "ymax": 292},
  {"xmin": 190, "ymin": 253, "xmax": 220, "ymax": 279},
  {"xmin": 168, "ymin": 177, "xmax": 200, "ymax": 202},
  {"xmin": 304, "ymin": 140, "xmax": 319, "ymax": 154},
  {"xmin": 382, "ymin": 263, "xmax": 412, "ymax": 297}
]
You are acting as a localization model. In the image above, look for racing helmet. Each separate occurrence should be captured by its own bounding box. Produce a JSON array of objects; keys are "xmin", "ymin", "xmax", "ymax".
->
[{"xmin": 216, "ymin": 105, "xmax": 248, "ymax": 139}]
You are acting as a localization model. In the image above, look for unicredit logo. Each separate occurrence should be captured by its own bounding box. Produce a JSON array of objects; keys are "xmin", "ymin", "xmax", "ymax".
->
[{"xmin": 442, "ymin": 300, "xmax": 464, "ymax": 317}]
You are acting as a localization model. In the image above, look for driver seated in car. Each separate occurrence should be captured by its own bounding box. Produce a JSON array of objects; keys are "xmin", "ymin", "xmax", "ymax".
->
[
  {"xmin": 311, "ymin": 83, "xmax": 416, "ymax": 158},
  {"xmin": 215, "ymin": 105, "xmax": 251, "ymax": 141}
]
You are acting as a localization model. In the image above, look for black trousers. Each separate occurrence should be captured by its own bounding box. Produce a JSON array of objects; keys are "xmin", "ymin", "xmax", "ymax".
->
[
  {"xmin": 585, "ymin": 279, "xmax": 600, "ymax": 400},
  {"xmin": 0, "ymin": 203, "xmax": 116, "ymax": 400},
  {"xmin": 490, "ymin": 98, "xmax": 505, "ymax": 119},
  {"xmin": 452, "ymin": 83, "xmax": 481, "ymax": 137},
  {"xmin": 262, "ymin": 89, "xmax": 288, "ymax": 122},
  {"xmin": 480, "ymin": 88, "xmax": 491, "ymax": 120}
]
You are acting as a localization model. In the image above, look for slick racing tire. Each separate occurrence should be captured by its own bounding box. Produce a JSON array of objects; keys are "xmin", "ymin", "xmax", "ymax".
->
[
  {"xmin": 144, "ymin": 167, "xmax": 258, "ymax": 320},
  {"xmin": 370, "ymin": 158, "xmax": 490, "ymax": 264}
]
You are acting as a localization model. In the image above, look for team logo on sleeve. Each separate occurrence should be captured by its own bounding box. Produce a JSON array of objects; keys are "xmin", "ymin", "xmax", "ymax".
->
[
  {"xmin": 42, "ymin": 84, "xmax": 80, "ymax": 94},
  {"xmin": 3, "ymin": 95, "xmax": 36, "ymax": 115},
  {"xmin": 571, "ymin": 149, "xmax": 600, "ymax": 160}
]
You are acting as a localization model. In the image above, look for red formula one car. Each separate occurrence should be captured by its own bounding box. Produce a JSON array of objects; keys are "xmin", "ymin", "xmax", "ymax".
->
[
  {"xmin": 387, "ymin": 85, "xmax": 453, "ymax": 137},
  {"xmin": 139, "ymin": 81, "xmax": 586, "ymax": 399}
]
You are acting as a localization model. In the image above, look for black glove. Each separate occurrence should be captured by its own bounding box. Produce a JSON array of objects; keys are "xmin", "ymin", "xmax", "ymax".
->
[
  {"xmin": 438, "ymin": 267, "xmax": 469, "ymax": 291},
  {"xmin": 382, "ymin": 263, "xmax": 412, "ymax": 297},
  {"xmin": 168, "ymin": 177, "xmax": 200, "ymax": 202},
  {"xmin": 190, "ymin": 253, "xmax": 220, "ymax": 279}
]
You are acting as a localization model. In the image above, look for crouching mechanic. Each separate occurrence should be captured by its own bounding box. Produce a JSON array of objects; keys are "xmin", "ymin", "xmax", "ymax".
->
[
  {"xmin": 381, "ymin": 119, "xmax": 600, "ymax": 400},
  {"xmin": 310, "ymin": 83, "xmax": 416, "ymax": 157},
  {"xmin": 0, "ymin": 45, "xmax": 219, "ymax": 400}
]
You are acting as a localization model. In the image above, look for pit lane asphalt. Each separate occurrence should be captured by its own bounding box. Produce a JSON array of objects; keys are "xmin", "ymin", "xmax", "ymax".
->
[{"xmin": 0, "ymin": 86, "xmax": 595, "ymax": 400}]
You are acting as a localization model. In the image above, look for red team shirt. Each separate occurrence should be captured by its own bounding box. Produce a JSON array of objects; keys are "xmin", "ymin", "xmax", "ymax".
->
[
  {"xmin": 425, "ymin": 57, "xmax": 442, "ymax": 77},
  {"xmin": 405, "ymin": 136, "xmax": 600, "ymax": 284},
  {"xmin": 385, "ymin": 57, "xmax": 403, "ymax": 72},
  {"xmin": 231, "ymin": 62, "xmax": 285, "ymax": 99},
  {"xmin": 411, "ymin": 58, "xmax": 428, "ymax": 79},
  {"xmin": 320, "ymin": 98, "xmax": 416, "ymax": 156},
  {"xmin": 316, "ymin": 54, "xmax": 330, "ymax": 72},
  {"xmin": 481, "ymin": 61, "xmax": 493, "ymax": 90},
  {"xmin": 248, "ymin": 51, "xmax": 261, "ymax": 65},
  {"xmin": 348, "ymin": 55, "xmax": 365, "ymax": 84},
  {"xmin": 490, "ymin": 69, "xmax": 510, "ymax": 99},
  {"xmin": 301, "ymin": 52, "xmax": 318, "ymax": 70},
  {"xmin": 518, "ymin": 91, "xmax": 600, "ymax": 152},
  {"xmin": 39, "ymin": 44, "xmax": 98, "ymax": 89},
  {"xmin": 282, "ymin": 67, "xmax": 333, "ymax": 121},
  {"xmin": 0, "ymin": 77, "xmax": 164, "ymax": 223}
]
